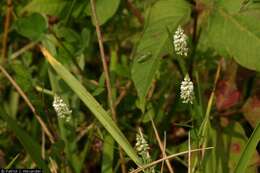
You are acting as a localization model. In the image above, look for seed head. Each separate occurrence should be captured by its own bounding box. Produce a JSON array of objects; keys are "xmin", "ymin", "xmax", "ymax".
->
[{"xmin": 135, "ymin": 131, "xmax": 150, "ymax": 158}]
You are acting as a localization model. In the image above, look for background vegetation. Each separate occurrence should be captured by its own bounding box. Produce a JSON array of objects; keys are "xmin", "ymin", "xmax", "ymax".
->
[{"xmin": 0, "ymin": 0, "xmax": 259, "ymax": 172}]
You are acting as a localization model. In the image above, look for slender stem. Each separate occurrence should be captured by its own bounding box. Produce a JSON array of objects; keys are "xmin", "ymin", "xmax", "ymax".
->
[
  {"xmin": 126, "ymin": 0, "xmax": 144, "ymax": 25},
  {"xmin": 115, "ymin": 80, "xmax": 132, "ymax": 107},
  {"xmin": 0, "ymin": 65, "xmax": 55, "ymax": 143},
  {"xmin": 130, "ymin": 147, "xmax": 214, "ymax": 173},
  {"xmin": 192, "ymin": 60, "xmax": 222, "ymax": 172},
  {"xmin": 10, "ymin": 42, "xmax": 37, "ymax": 60},
  {"xmin": 90, "ymin": 0, "xmax": 126, "ymax": 172},
  {"xmin": 150, "ymin": 118, "xmax": 174, "ymax": 173},
  {"xmin": 35, "ymin": 85, "xmax": 54, "ymax": 96},
  {"xmin": 41, "ymin": 130, "xmax": 45, "ymax": 159},
  {"xmin": 188, "ymin": 131, "xmax": 191, "ymax": 173},
  {"xmin": 1, "ymin": 0, "xmax": 12, "ymax": 63},
  {"xmin": 90, "ymin": 0, "xmax": 116, "ymax": 120},
  {"xmin": 189, "ymin": 2, "xmax": 200, "ymax": 78}
]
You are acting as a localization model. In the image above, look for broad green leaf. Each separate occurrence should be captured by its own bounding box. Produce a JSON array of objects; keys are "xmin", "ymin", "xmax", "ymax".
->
[
  {"xmin": 217, "ymin": 0, "xmax": 244, "ymax": 13},
  {"xmin": 40, "ymin": 46, "xmax": 142, "ymax": 166},
  {"xmin": 13, "ymin": 13, "xmax": 48, "ymax": 41},
  {"xmin": 86, "ymin": 0, "xmax": 121, "ymax": 25},
  {"xmin": 204, "ymin": 7, "xmax": 260, "ymax": 71},
  {"xmin": 234, "ymin": 123, "xmax": 260, "ymax": 173},
  {"xmin": 131, "ymin": 0, "xmax": 191, "ymax": 105},
  {"xmin": 22, "ymin": 0, "xmax": 68, "ymax": 16},
  {"xmin": 0, "ymin": 107, "xmax": 50, "ymax": 173}
]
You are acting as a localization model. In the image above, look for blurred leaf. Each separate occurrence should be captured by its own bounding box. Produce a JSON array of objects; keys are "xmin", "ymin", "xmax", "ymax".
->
[
  {"xmin": 242, "ymin": 96, "xmax": 260, "ymax": 128},
  {"xmin": 0, "ymin": 107, "xmax": 50, "ymax": 173},
  {"xmin": 234, "ymin": 123, "xmax": 260, "ymax": 173},
  {"xmin": 12, "ymin": 62, "xmax": 33, "ymax": 92},
  {"xmin": 87, "ymin": 0, "xmax": 121, "ymax": 25},
  {"xmin": 13, "ymin": 13, "xmax": 48, "ymax": 41},
  {"xmin": 40, "ymin": 46, "xmax": 142, "ymax": 166},
  {"xmin": 23, "ymin": 0, "xmax": 68, "ymax": 16},
  {"xmin": 141, "ymin": 103, "xmax": 155, "ymax": 123},
  {"xmin": 204, "ymin": 7, "xmax": 260, "ymax": 71},
  {"xmin": 131, "ymin": 0, "xmax": 191, "ymax": 105},
  {"xmin": 217, "ymin": 0, "xmax": 244, "ymax": 13},
  {"xmin": 215, "ymin": 80, "xmax": 240, "ymax": 111},
  {"xmin": 101, "ymin": 134, "xmax": 114, "ymax": 173}
]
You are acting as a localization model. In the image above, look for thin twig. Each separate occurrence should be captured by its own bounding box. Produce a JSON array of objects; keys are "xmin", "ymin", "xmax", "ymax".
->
[
  {"xmin": 0, "ymin": 65, "xmax": 55, "ymax": 143},
  {"xmin": 41, "ymin": 130, "xmax": 45, "ymax": 159},
  {"xmin": 115, "ymin": 80, "xmax": 132, "ymax": 107},
  {"xmin": 188, "ymin": 131, "xmax": 191, "ymax": 173},
  {"xmin": 150, "ymin": 118, "xmax": 174, "ymax": 173},
  {"xmin": 160, "ymin": 132, "xmax": 167, "ymax": 173},
  {"xmin": 126, "ymin": 0, "xmax": 144, "ymax": 25},
  {"xmin": 130, "ymin": 147, "xmax": 214, "ymax": 173},
  {"xmin": 1, "ymin": 0, "xmax": 12, "ymax": 62},
  {"xmin": 90, "ymin": 0, "xmax": 116, "ymax": 121},
  {"xmin": 90, "ymin": 0, "xmax": 126, "ymax": 172},
  {"xmin": 10, "ymin": 42, "xmax": 37, "ymax": 60}
]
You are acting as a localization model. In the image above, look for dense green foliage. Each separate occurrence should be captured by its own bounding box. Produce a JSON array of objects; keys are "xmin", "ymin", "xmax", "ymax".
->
[{"xmin": 0, "ymin": 0, "xmax": 259, "ymax": 172}]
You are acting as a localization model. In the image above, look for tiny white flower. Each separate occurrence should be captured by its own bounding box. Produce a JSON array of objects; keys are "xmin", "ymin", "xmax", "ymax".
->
[
  {"xmin": 180, "ymin": 74, "xmax": 194, "ymax": 104},
  {"xmin": 53, "ymin": 95, "xmax": 72, "ymax": 122},
  {"xmin": 173, "ymin": 26, "xmax": 188, "ymax": 56}
]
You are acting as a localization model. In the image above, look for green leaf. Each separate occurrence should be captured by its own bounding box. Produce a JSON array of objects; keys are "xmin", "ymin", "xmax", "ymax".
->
[
  {"xmin": 23, "ymin": 0, "xmax": 68, "ymax": 16},
  {"xmin": 87, "ymin": 0, "xmax": 121, "ymax": 25},
  {"xmin": 40, "ymin": 46, "xmax": 142, "ymax": 166},
  {"xmin": 0, "ymin": 107, "xmax": 50, "ymax": 173},
  {"xmin": 204, "ymin": 7, "xmax": 260, "ymax": 71},
  {"xmin": 234, "ymin": 123, "xmax": 260, "ymax": 173},
  {"xmin": 131, "ymin": 0, "xmax": 191, "ymax": 105},
  {"xmin": 101, "ymin": 134, "xmax": 114, "ymax": 173},
  {"xmin": 14, "ymin": 13, "xmax": 48, "ymax": 41},
  {"xmin": 217, "ymin": 0, "xmax": 244, "ymax": 13}
]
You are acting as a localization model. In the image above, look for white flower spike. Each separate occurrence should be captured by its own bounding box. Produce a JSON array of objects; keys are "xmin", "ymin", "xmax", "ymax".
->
[
  {"xmin": 180, "ymin": 74, "xmax": 194, "ymax": 104},
  {"xmin": 53, "ymin": 95, "xmax": 72, "ymax": 122},
  {"xmin": 173, "ymin": 26, "xmax": 188, "ymax": 56}
]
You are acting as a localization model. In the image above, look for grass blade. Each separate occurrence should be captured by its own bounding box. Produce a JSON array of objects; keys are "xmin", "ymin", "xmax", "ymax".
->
[
  {"xmin": 234, "ymin": 122, "xmax": 260, "ymax": 173},
  {"xmin": 40, "ymin": 46, "xmax": 142, "ymax": 166}
]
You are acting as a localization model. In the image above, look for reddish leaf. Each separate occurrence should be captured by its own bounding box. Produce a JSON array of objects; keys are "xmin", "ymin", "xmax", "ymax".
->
[
  {"xmin": 215, "ymin": 80, "xmax": 241, "ymax": 111},
  {"xmin": 242, "ymin": 96, "xmax": 260, "ymax": 127}
]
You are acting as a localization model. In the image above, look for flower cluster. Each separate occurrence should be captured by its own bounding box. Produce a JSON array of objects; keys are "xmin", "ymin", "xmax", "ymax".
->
[
  {"xmin": 53, "ymin": 95, "xmax": 72, "ymax": 122},
  {"xmin": 135, "ymin": 129, "xmax": 155, "ymax": 173},
  {"xmin": 180, "ymin": 74, "xmax": 194, "ymax": 104},
  {"xmin": 173, "ymin": 26, "xmax": 188, "ymax": 56}
]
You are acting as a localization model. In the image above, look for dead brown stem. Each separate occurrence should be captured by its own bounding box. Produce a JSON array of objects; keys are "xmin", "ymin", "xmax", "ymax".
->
[{"xmin": 1, "ymin": 0, "xmax": 12, "ymax": 62}]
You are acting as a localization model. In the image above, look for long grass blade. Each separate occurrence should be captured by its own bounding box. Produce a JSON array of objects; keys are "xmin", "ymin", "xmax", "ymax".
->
[{"xmin": 40, "ymin": 46, "xmax": 142, "ymax": 166}]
